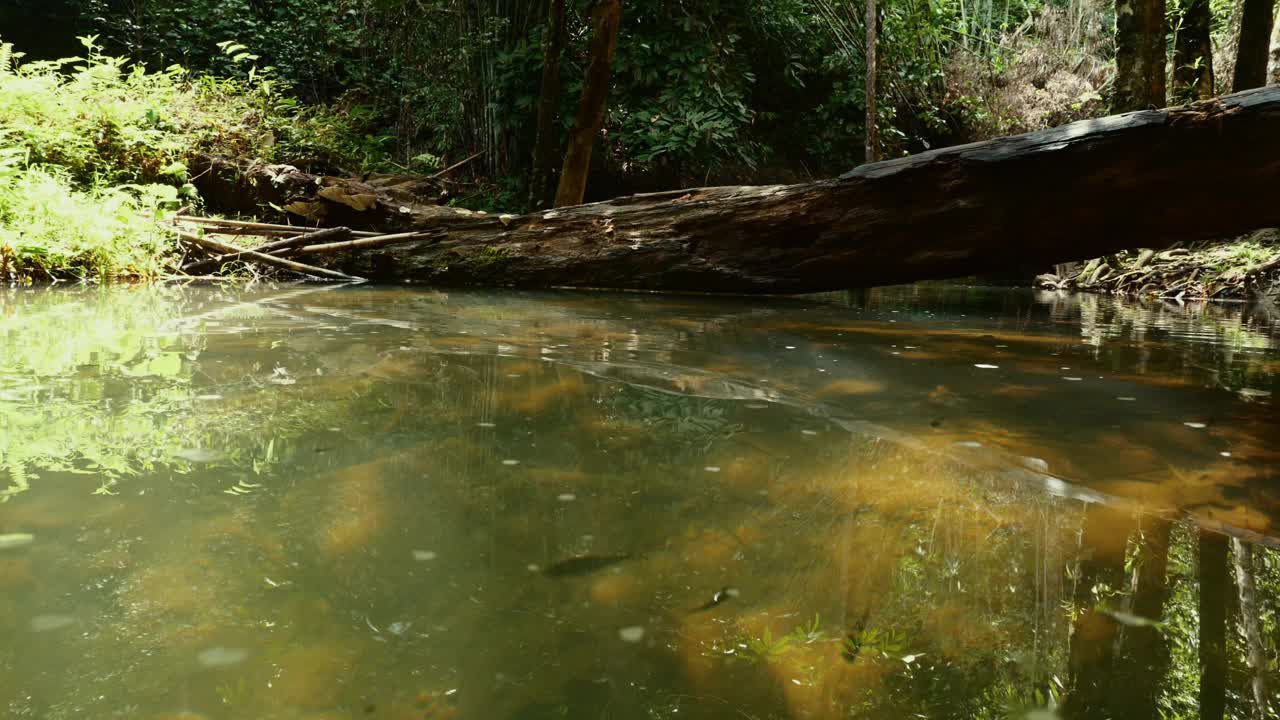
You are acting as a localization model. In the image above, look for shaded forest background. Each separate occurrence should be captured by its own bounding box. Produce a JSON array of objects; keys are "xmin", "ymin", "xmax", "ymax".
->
[{"xmin": 5, "ymin": 0, "xmax": 1273, "ymax": 211}]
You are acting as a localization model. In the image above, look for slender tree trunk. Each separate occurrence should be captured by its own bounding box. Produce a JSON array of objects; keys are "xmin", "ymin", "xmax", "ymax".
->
[
  {"xmin": 1066, "ymin": 505, "xmax": 1133, "ymax": 718},
  {"xmin": 1199, "ymin": 531, "xmax": 1229, "ymax": 720},
  {"xmin": 1269, "ymin": 5, "xmax": 1280, "ymax": 83},
  {"xmin": 1232, "ymin": 538, "xmax": 1269, "ymax": 720},
  {"xmin": 1113, "ymin": 518, "xmax": 1172, "ymax": 720},
  {"xmin": 1173, "ymin": 0, "xmax": 1216, "ymax": 100},
  {"xmin": 865, "ymin": 0, "xmax": 878, "ymax": 163},
  {"xmin": 530, "ymin": 0, "xmax": 568, "ymax": 210},
  {"xmin": 554, "ymin": 0, "xmax": 623, "ymax": 208},
  {"xmin": 1114, "ymin": 0, "xmax": 1168, "ymax": 111},
  {"xmin": 1233, "ymin": 0, "xmax": 1276, "ymax": 89}
]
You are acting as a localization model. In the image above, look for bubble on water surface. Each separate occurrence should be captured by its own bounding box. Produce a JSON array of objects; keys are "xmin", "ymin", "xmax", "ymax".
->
[
  {"xmin": 618, "ymin": 626, "xmax": 646, "ymax": 643},
  {"xmin": 29, "ymin": 615, "xmax": 74, "ymax": 632},
  {"xmin": 197, "ymin": 647, "xmax": 248, "ymax": 667},
  {"xmin": 413, "ymin": 550, "xmax": 437, "ymax": 561}
]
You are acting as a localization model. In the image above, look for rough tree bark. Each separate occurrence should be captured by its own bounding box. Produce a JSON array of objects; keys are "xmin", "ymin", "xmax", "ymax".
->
[
  {"xmin": 1233, "ymin": 0, "xmax": 1276, "ymax": 90},
  {"xmin": 553, "ymin": 0, "xmax": 622, "ymax": 208},
  {"xmin": 194, "ymin": 87, "xmax": 1280, "ymax": 294},
  {"xmin": 530, "ymin": 0, "xmax": 568, "ymax": 210},
  {"xmin": 865, "ymin": 0, "xmax": 878, "ymax": 163},
  {"xmin": 1172, "ymin": 0, "xmax": 1216, "ymax": 101},
  {"xmin": 1114, "ymin": 0, "xmax": 1168, "ymax": 111},
  {"xmin": 1270, "ymin": 6, "xmax": 1280, "ymax": 83}
]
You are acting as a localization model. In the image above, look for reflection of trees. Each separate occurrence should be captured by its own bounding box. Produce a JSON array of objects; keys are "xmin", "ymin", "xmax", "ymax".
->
[{"xmin": 1199, "ymin": 531, "xmax": 1229, "ymax": 720}]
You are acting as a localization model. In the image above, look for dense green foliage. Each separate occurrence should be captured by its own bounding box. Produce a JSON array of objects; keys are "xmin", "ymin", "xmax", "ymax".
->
[{"xmin": 32, "ymin": 0, "xmax": 1135, "ymax": 200}]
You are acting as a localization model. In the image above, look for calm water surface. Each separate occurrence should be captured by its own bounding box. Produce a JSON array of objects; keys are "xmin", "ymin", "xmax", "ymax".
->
[{"xmin": 1, "ymin": 284, "xmax": 1277, "ymax": 720}]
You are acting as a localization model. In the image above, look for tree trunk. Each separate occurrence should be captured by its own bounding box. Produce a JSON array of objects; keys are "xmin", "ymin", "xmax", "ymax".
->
[
  {"xmin": 1173, "ymin": 0, "xmax": 1216, "ymax": 101},
  {"xmin": 553, "ymin": 0, "xmax": 622, "ymax": 208},
  {"xmin": 1114, "ymin": 0, "xmax": 1168, "ymax": 111},
  {"xmin": 530, "ymin": 0, "xmax": 568, "ymax": 210},
  {"xmin": 1114, "ymin": 517, "xmax": 1173, "ymax": 720},
  {"xmin": 1232, "ymin": 538, "xmax": 1269, "ymax": 720},
  {"xmin": 865, "ymin": 0, "xmax": 878, "ymax": 163},
  {"xmin": 1199, "ymin": 531, "xmax": 1229, "ymax": 720},
  {"xmin": 1233, "ymin": 0, "xmax": 1276, "ymax": 90},
  {"xmin": 1065, "ymin": 505, "xmax": 1133, "ymax": 718},
  {"xmin": 194, "ymin": 88, "xmax": 1280, "ymax": 294},
  {"xmin": 1269, "ymin": 3, "xmax": 1280, "ymax": 83}
]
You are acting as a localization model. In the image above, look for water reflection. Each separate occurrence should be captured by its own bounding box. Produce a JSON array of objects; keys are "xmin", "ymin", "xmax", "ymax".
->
[{"xmin": 0, "ymin": 284, "xmax": 1277, "ymax": 720}]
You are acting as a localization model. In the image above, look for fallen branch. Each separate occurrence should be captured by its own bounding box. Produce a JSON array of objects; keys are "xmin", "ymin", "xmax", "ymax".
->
[
  {"xmin": 282, "ymin": 230, "xmax": 436, "ymax": 257},
  {"xmin": 182, "ymin": 226, "xmax": 353, "ymax": 274},
  {"xmin": 175, "ymin": 231, "xmax": 365, "ymax": 282},
  {"xmin": 429, "ymin": 150, "xmax": 485, "ymax": 180},
  {"xmin": 174, "ymin": 215, "xmax": 379, "ymax": 238}
]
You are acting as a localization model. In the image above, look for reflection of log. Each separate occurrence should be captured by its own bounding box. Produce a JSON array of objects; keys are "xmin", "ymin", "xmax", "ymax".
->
[{"xmin": 201, "ymin": 87, "xmax": 1280, "ymax": 293}]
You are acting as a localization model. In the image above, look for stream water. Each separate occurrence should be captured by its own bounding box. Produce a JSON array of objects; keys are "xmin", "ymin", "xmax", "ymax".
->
[{"xmin": 0, "ymin": 284, "xmax": 1277, "ymax": 720}]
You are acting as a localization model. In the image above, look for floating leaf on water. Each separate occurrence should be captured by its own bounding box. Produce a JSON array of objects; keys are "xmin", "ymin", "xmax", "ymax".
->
[
  {"xmin": 955, "ymin": 441, "xmax": 983, "ymax": 448},
  {"xmin": 29, "ymin": 614, "xmax": 74, "ymax": 632},
  {"xmin": 477, "ymin": 422, "xmax": 496, "ymax": 428},
  {"xmin": 703, "ymin": 466, "xmax": 721, "ymax": 473},
  {"xmin": 1239, "ymin": 388, "xmax": 1271, "ymax": 399},
  {"xmin": 197, "ymin": 647, "xmax": 249, "ymax": 667},
  {"xmin": 618, "ymin": 626, "xmax": 646, "ymax": 643},
  {"xmin": 1183, "ymin": 422, "xmax": 1207, "ymax": 429},
  {"xmin": 412, "ymin": 550, "xmax": 437, "ymax": 561},
  {"xmin": 0, "ymin": 533, "xmax": 35, "ymax": 550},
  {"xmin": 974, "ymin": 364, "xmax": 999, "ymax": 369},
  {"xmin": 557, "ymin": 493, "xmax": 577, "ymax": 502},
  {"xmin": 801, "ymin": 430, "xmax": 818, "ymax": 436},
  {"xmin": 1220, "ymin": 451, "xmax": 1232, "ymax": 457},
  {"xmin": 1062, "ymin": 377, "xmax": 1083, "ymax": 382},
  {"xmin": 1116, "ymin": 396, "xmax": 1137, "ymax": 401},
  {"xmin": 501, "ymin": 459, "xmax": 520, "ymax": 466}
]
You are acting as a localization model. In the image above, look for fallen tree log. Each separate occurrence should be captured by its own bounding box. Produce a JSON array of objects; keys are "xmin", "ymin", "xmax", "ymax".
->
[{"xmin": 198, "ymin": 87, "xmax": 1280, "ymax": 293}]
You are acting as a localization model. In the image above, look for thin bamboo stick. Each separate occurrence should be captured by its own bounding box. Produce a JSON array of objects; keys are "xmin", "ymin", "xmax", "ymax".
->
[{"xmin": 182, "ymin": 226, "xmax": 353, "ymax": 274}]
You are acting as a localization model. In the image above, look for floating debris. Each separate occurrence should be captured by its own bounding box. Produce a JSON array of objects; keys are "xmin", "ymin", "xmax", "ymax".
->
[
  {"xmin": 0, "ymin": 533, "xmax": 35, "ymax": 550},
  {"xmin": 801, "ymin": 430, "xmax": 818, "ymax": 436},
  {"xmin": 195, "ymin": 394, "xmax": 224, "ymax": 401},
  {"xmin": 692, "ymin": 586, "xmax": 740, "ymax": 612},
  {"xmin": 29, "ymin": 614, "xmax": 74, "ymax": 632},
  {"xmin": 703, "ymin": 466, "xmax": 721, "ymax": 473},
  {"xmin": 526, "ymin": 563, "xmax": 540, "ymax": 572},
  {"xmin": 1220, "ymin": 451, "xmax": 1233, "ymax": 458},
  {"xmin": 412, "ymin": 550, "xmax": 437, "ymax": 561},
  {"xmin": 1184, "ymin": 422, "xmax": 1207, "ymax": 429},
  {"xmin": 174, "ymin": 448, "xmax": 225, "ymax": 463},
  {"xmin": 1116, "ymin": 396, "xmax": 1137, "ymax": 401},
  {"xmin": 557, "ymin": 493, "xmax": 577, "ymax": 502},
  {"xmin": 745, "ymin": 403, "xmax": 768, "ymax": 409},
  {"xmin": 1022, "ymin": 457, "xmax": 1049, "ymax": 473},
  {"xmin": 1239, "ymin": 388, "xmax": 1271, "ymax": 399},
  {"xmin": 618, "ymin": 626, "xmax": 646, "ymax": 643},
  {"xmin": 543, "ymin": 554, "xmax": 631, "ymax": 577},
  {"xmin": 197, "ymin": 647, "xmax": 249, "ymax": 667},
  {"xmin": 501, "ymin": 459, "xmax": 520, "ymax": 466},
  {"xmin": 973, "ymin": 364, "xmax": 999, "ymax": 370},
  {"xmin": 477, "ymin": 422, "xmax": 496, "ymax": 428},
  {"xmin": 1101, "ymin": 609, "xmax": 1166, "ymax": 630},
  {"xmin": 1062, "ymin": 377, "xmax": 1083, "ymax": 382},
  {"xmin": 784, "ymin": 346, "xmax": 796, "ymax": 350},
  {"xmin": 387, "ymin": 621, "xmax": 412, "ymax": 636},
  {"xmin": 955, "ymin": 441, "xmax": 983, "ymax": 448}
]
